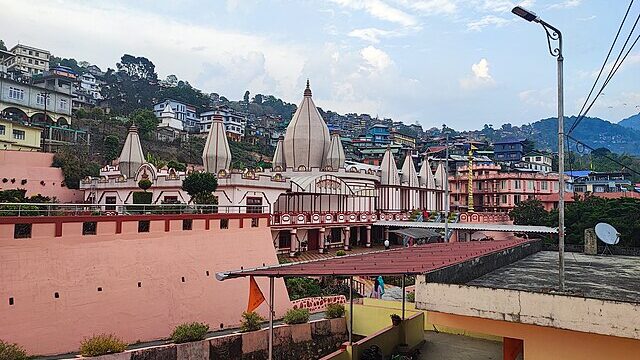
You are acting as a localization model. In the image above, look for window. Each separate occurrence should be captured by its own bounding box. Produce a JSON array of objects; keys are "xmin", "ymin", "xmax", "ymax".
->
[
  {"xmin": 246, "ymin": 197, "xmax": 263, "ymax": 213},
  {"xmin": 527, "ymin": 180, "xmax": 534, "ymax": 190},
  {"xmin": 13, "ymin": 130, "xmax": 25, "ymax": 140},
  {"xmin": 541, "ymin": 181, "xmax": 549, "ymax": 190},
  {"xmin": 220, "ymin": 218, "xmax": 229, "ymax": 229},
  {"xmin": 514, "ymin": 195, "xmax": 521, "ymax": 204},
  {"xmin": 501, "ymin": 180, "xmax": 506, "ymax": 189},
  {"xmin": 105, "ymin": 196, "xmax": 117, "ymax": 211},
  {"xmin": 501, "ymin": 195, "xmax": 508, "ymax": 204},
  {"xmin": 138, "ymin": 220, "xmax": 150, "ymax": 233},
  {"xmin": 0, "ymin": 125, "xmax": 5, "ymax": 135},
  {"xmin": 59, "ymin": 98, "xmax": 68, "ymax": 110},
  {"xmin": 251, "ymin": 218, "xmax": 259, "ymax": 227},
  {"xmin": 8, "ymin": 87, "xmax": 24, "ymax": 101},
  {"xmin": 82, "ymin": 222, "xmax": 97, "ymax": 235},
  {"xmin": 514, "ymin": 180, "xmax": 521, "ymax": 189},
  {"xmin": 14, "ymin": 224, "xmax": 32, "ymax": 239},
  {"xmin": 182, "ymin": 219, "xmax": 193, "ymax": 231},
  {"xmin": 535, "ymin": 156, "xmax": 541, "ymax": 161}
]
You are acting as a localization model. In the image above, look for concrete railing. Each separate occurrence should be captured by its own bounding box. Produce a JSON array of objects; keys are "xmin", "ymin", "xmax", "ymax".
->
[{"xmin": 0, "ymin": 202, "xmax": 268, "ymax": 216}]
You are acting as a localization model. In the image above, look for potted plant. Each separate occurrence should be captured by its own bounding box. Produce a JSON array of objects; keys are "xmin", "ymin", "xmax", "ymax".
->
[{"xmin": 390, "ymin": 314, "xmax": 401, "ymax": 326}]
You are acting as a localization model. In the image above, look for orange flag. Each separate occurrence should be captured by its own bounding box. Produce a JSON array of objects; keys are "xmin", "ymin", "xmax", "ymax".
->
[{"xmin": 247, "ymin": 276, "xmax": 266, "ymax": 312}]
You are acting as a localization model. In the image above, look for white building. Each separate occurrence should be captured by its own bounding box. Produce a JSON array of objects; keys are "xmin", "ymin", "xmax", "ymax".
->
[
  {"xmin": 153, "ymin": 99, "xmax": 199, "ymax": 131},
  {"xmin": 199, "ymin": 105, "xmax": 246, "ymax": 141},
  {"xmin": 3, "ymin": 44, "xmax": 50, "ymax": 76},
  {"xmin": 521, "ymin": 152, "xmax": 552, "ymax": 173}
]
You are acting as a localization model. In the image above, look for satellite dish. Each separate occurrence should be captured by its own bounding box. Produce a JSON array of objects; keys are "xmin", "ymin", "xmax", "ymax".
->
[{"xmin": 595, "ymin": 223, "xmax": 620, "ymax": 245}]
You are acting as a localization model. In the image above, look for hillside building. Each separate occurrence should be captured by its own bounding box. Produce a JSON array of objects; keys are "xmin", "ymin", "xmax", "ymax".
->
[
  {"xmin": 3, "ymin": 44, "xmax": 50, "ymax": 76},
  {"xmin": 153, "ymin": 99, "xmax": 199, "ymax": 131},
  {"xmin": 200, "ymin": 105, "xmax": 246, "ymax": 141},
  {"xmin": 493, "ymin": 138, "xmax": 526, "ymax": 163}
]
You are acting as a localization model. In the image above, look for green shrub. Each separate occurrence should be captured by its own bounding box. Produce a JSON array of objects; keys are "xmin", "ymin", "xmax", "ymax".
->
[
  {"xmin": 132, "ymin": 191, "xmax": 153, "ymax": 204},
  {"xmin": 138, "ymin": 179, "xmax": 152, "ymax": 191},
  {"xmin": 79, "ymin": 334, "xmax": 127, "ymax": 357},
  {"xmin": 0, "ymin": 340, "xmax": 28, "ymax": 360},
  {"xmin": 325, "ymin": 303, "xmax": 345, "ymax": 319},
  {"xmin": 406, "ymin": 292, "xmax": 415, "ymax": 303},
  {"xmin": 171, "ymin": 322, "xmax": 209, "ymax": 343},
  {"xmin": 336, "ymin": 250, "xmax": 346, "ymax": 256},
  {"xmin": 285, "ymin": 277, "xmax": 322, "ymax": 300},
  {"xmin": 240, "ymin": 312, "xmax": 264, "ymax": 332},
  {"xmin": 283, "ymin": 308, "xmax": 310, "ymax": 325}
]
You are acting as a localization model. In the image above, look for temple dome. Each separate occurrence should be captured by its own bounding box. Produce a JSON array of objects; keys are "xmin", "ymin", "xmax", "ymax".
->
[
  {"xmin": 118, "ymin": 124, "xmax": 145, "ymax": 178},
  {"xmin": 202, "ymin": 114, "xmax": 232, "ymax": 173},
  {"xmin": 325, "ymin": 133, "xmax": 346, "ymax": 170},
  {"xmin": 282, "ymin": 80, "xmax": 331, "ymax": 170}
]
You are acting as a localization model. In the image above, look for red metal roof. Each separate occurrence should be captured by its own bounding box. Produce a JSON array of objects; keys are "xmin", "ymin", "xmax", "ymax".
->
[{"xmin": 217, "ymin": 239, "xmax": 533, "ymax": 279}]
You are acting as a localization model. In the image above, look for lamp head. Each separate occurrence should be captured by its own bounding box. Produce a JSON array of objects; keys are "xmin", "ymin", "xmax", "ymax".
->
[{"xmin": 512, "ymin": 6, "xmax": 538, "ymax": 22}]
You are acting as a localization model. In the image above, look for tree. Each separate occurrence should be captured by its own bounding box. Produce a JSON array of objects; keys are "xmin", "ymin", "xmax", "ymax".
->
[
  {"xmin": 0, "ymin": 39, "xmax": 6, "ymax": 51},
  {"xmin": 104, "ymin": 135, "xmax": 120, "ymax": 163},
  {"xmin": 138, "ymin": 179, "xmax": 152, "ymax": 191},
  {"xmin": 129, "ymin": 109, "xmax": 159, "ymax": 140},
  {"xmin": 163, "ymin": 74, "xmax": 178, "ymax": 87},
  {"xmin": 117, "ymin": 54, "xmax": 157, "ymax": 81},
  {"xmin": 243, "ymin": 90, "xmax": 250, "ymax": 104},
  {"xmin": 253, "ymin": 94, "xmax": 263, "ymax": 105},
  {"xmin": 182, "ymin": 172, "xmax": 218, "ymax": 204},
  {"xmin": 167, "ymin": 160, "xmax": 187, "ymax": 172},
  {"xmin": 52, "ymin": 147, "xmax": 101, "ymax": 189},
  {"xmin": 101, "ymin": 55, "xmax": 159, "ymax": 114},
  {"xmin": 509, "ymin": 199, "xmax": 548, "ymax": 226},
  {"xmin": 522, "ymin": 139, "xmax": 536, "ymax": 154},
  {"xmin": 145, "ymin": 153, "xmax": 167, "ymax": 169}
]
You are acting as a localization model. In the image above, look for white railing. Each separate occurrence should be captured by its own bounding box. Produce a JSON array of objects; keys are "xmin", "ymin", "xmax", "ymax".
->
[{"xmin": 0, "ymin": 203, "xmax": 268, "ymax": 217}]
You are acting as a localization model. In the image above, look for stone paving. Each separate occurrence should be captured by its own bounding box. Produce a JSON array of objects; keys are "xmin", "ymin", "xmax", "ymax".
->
[{"xmin": 419, "ymin": 332, "xmax": 502, "ymax": 360}]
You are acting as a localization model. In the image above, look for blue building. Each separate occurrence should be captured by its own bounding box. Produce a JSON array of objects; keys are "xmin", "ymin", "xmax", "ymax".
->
[
  {"xmin": 493, "ymin": 138, "xmax": 526, "ymax": 163},
  {"xmin": 367, "ymin": 124, "xmax": 390, "ymax": 145}
]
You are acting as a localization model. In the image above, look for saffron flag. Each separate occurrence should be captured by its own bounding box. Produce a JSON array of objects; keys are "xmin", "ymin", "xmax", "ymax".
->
[{"xmin": 247, "ymin": 276, "xmax": 266, "ymax": 312}]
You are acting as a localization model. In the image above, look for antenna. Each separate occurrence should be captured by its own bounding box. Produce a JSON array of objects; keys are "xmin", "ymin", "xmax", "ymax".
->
[{"xmin": 595, "ymin": 222, "xmax": 619, "ymax": 255}]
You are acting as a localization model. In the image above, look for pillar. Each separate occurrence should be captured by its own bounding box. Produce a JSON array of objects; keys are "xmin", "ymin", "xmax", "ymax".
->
[
  {"xmin": 319, "ymin": 227, "xmax": 326, "ymax": 254},
  {"xmin": 343, "ymin": 227, "xmax": 351, "ymax": 251},
  {"xmin": 384, "ymin": 227, "xmax": 389, "ymax": 244},
  {"xmin": 355, "ymin": 226, "xmax": 361, "ymax": 246},
  {"xmin": 289, "ymin": 229, "xmax": 297, "ymax": 258},
  {"xmin": 584, "ymin": 228, "xmax": 597, "ymax": 255},
  {"xmin": 365, "ymin": 225, "xmax": 371, "ymax": 247}
]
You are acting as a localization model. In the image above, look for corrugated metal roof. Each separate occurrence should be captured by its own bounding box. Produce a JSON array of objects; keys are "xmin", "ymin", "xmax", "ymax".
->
[
  {"xmin": 374, "ymin": 221, "xmax": 558, "ymax": 234},
  {"xmin": 216, "ymin": 239, "xmax": 534, "ymax": 279}
]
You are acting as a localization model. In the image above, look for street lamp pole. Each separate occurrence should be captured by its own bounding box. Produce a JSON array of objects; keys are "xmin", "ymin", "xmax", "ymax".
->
[
  {"xmin": 512, "ymin": 6, "xmax": 565, "ymax": 291},
  {"xmin": 443, "ymin": 126, "xmax": 450, "ymax": 242}
]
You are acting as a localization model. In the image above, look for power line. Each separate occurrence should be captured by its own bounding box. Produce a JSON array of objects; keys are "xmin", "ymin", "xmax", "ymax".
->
[
  {"xmin": 570, "ymin": 0, "xmax": 634, "ymax": 130},
  {"xmin": 566, "ymin": 134, "xmax": 640, "ymax": 177},
  {"xmin": 568, "ymin": 3, "xmax": 640, "ymax": 135}
]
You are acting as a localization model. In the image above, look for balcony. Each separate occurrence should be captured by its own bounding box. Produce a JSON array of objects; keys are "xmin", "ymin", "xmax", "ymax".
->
[{"xmin": 271, "ymin": 211, "xmax": 410, "ymax": 227}]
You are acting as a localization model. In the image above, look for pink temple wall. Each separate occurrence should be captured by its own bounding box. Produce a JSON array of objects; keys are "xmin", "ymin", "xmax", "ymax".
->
[
  {"xmin": 0, "ymin": 151, "xmax": 84, "ymax": 202},
  {"xmin": 0, "ymin": 215, "xmax": 291, "ymax": 355}
]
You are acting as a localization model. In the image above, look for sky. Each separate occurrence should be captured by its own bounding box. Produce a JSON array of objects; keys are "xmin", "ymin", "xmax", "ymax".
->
[{"xmin": 1, "ymin": 0, "xmax": 639, "ymax": 130}]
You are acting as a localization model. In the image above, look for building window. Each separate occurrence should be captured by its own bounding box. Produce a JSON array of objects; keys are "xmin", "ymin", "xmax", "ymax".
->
[
  {"xmin": 541, "ymin": 181, "xmax": 548, "ymax": 190},
  {"xmin": 0, "ymin": 125, "xmax": 5, "ymax": 135},
  {"xmin": 13, "ymin": 130, "xmax": 25, "ymax": 140},
  {"xmin": 220, "ymin": 218, "xmax": 229, "ymax": 229},
  {"xmin": 501, "ymin": 195, "xmax": 507, "ymax": 204},
  {"xmin": 251, "ymin": 218, "xmax": 259, "ymax": 227},
  {"xmin": 182, "ymin": 219, "xmax": 193, "ymax": 230},
  {"xmin": 514, "ymin": 180, "xmax": 521, "ymax": 189},
  {"xmin": 82, "ymin": 222, "xmax": 97, "ymax": 235},
  {"xmin": 246, "ymin": 197, "xmax": 263, "ymax": 213},
  {"xmin": 59, "ymin": 99, "xmax": 68, "ymax": 110},
  {"xmin": 501, "ymin": 180, "xmax": 506, "ymax": 189},
  {"xmin": 8, "ymin": 87, "xmax": 24, "ymax": 101},
  {"xmin": 514, "ymin": 195, "xmax": 521, "ymax": 204},
  {"xmin": 527, "ymin": 180, "xmax": 534, "ymax": 190},
  {"xmin": 105, "ymin": 196, "xmax": 117, "ymax": 211},
  {"xmin": 138, "ymin": 220, "xmax": 150, "ymax": 233},
  {"xmin": 535, "ymin": 156, "xmax": 541, "ymax": 161},
  {"xmin": 14, "ymin": 224, "xmax": 32, "ymax": 239}
]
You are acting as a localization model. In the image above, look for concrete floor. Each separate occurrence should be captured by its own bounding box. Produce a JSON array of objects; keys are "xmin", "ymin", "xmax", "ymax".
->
[{"xmin": 419, "ymin": 332, "xmax": 502, "ymax": 360}]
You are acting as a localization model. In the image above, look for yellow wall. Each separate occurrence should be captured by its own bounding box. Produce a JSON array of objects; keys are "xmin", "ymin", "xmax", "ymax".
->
[
  {"xmin": 0, "ymin": 119, "xmax": 41, "ymax": 151},
  {"xmin": 429, "ymin": 311, "xmax": 640, "ymax": 360}
]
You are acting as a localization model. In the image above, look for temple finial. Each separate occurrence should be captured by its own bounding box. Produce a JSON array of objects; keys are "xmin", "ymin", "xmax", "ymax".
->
[{"xmin": 304, "ymin": 79, "xmax": 312, "ymax": 97}]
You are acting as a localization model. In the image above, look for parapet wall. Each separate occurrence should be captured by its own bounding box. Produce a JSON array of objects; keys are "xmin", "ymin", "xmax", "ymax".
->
[{"xmin": 0, "ymin": 213, "xmax": 291, "ymax": 355}]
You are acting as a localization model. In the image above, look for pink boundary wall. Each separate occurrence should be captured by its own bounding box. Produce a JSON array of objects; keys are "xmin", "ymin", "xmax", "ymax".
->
[
  {"xmin": 291, "ymin": 295, "xmax": 347, "ymax": 313},
  {"xmin": 0, "ymin": 215, "xmax": 291, "ymax": 355},
  {"xmin": 0, "ymin": 151, "xmax": 84, "ymax": 202}
]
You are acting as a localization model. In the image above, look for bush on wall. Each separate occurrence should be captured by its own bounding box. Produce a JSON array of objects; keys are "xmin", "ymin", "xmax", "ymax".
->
[
  {"xmin": 171, "ymin": 322, "xmax": 209, "ymax": 343},
  {"xmin": 283, "ymin": 308, "xmax": 310, "ymax": 325},
  {"xmin": 79, "ymin": 334, "xmax": 127, "ymax": 357},
  {"xmin": 240, "ymin": 312, "xmax": 264, "ymax": 332},
  {"xmin": 0, "ymin": 339, "xmax": 28, "ymax": 360}
]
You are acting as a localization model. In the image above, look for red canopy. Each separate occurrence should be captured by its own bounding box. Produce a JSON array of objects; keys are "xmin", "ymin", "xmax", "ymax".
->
[{"xmin": 217, "ymin": 239, "xmax": 533, "ymax": 279}]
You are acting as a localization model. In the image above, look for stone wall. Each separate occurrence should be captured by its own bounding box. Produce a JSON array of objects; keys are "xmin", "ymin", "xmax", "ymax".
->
[{"xmin": 81, "ymin": 318, "xmax": 347, "ymax": 360}]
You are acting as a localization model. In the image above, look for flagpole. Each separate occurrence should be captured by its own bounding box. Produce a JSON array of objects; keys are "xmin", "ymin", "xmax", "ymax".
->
[{"xmin": 269, "ymin": 276, "xmax": 274, "ymax": 360}]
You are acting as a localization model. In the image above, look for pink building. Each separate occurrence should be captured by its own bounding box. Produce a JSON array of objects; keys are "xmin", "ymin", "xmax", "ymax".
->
[{"xmin": 449, "ymin": 164, "xmax": 566, "ymax": 213}]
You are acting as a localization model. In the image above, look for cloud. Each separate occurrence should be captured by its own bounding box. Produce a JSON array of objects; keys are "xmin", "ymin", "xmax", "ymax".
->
[
  {"xmin": 467, "ymin": 15, "xmax": 512, "ymax": 31},
  {"xmin": 360, "ymin": 46, "xmax": 393, "ymax": 72},
  {"xmin": 519, "ymin": 88, "xmax": 555, "ymax": 109},
  {"xmin": 479, "ymin": 0, "xmax": 535, "ymax": 13},
  {"xmin": 577, "ymin": 15, "xmax": 596, "ymax": 21},
  {"xmin": 460, "ymin": 58, "xmax": 496, "ymax": 90},
  {"xmin": 395, "ymin": 0, "xmax": 457, "ymax": 15},
  {"xmin": 547, "ymin": 0, "xmax": 581, "ymax": 10},
  {"xmin": 330, "ymin": 0, "xmax": 417, "ymax": 26},
  {"xmin": 348, "ymin": 28, "xmax": 397, "ymax": 43}
]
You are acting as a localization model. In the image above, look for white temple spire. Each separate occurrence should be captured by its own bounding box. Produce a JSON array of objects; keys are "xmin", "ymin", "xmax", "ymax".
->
[
  {"xmin": 272, "ymin": 136, "xmax": 286, "ymax": 169},
  {"xmin": 325, "ymin": 133, "xmax": 346, "ymax": 170},
  {"xmin": 400, "ymin": 152, "xmax": 419, "ymax": 187},
  {"xmin": 118, "ymin": 124, "xmax": 145, "ymax": 178},
  {"xmin": 434, "ymin": 161, "xmax": 447, "ymax": 190},
  {"xmin": 419, "ymin": 157, "xmax": 436, "ymax": 188},
  {"xmin": 202, "ymin": 114, "xmax": 232, "ymax": 173},
  {"xmin": 380, "ymin": 146, "xmax": 400, "ymax": 185}
]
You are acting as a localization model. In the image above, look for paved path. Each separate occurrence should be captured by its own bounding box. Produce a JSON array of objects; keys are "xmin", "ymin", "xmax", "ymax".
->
[{"xmin": 419, "ymin": 332, "xmax": 502, "ymax": 360}]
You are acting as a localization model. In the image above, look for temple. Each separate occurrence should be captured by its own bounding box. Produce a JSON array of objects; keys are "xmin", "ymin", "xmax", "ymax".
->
[{"xmin": 81, "ymin": 82, "xmax": 447, "ymax": 256}]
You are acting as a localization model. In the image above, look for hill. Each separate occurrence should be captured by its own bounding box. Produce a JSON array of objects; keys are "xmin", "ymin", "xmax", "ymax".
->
[{"xmin": 618, "ymin": 112, "xmax": 640, "ymax": 131}]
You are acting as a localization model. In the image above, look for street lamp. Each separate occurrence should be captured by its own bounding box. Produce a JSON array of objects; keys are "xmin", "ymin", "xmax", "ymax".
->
[{"xmin": 512, "ymin": 5, "xmax": 565, "ymax": 291}]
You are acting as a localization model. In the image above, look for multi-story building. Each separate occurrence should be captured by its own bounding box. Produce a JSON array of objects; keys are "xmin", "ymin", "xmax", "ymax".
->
[
  {"xmin": 519, "ymin": 151, "xmax": 552, "ymax": 173},
  {"xmin": 0, "ymin": 49, "xmax": 14, "ymax": 73},
  {"xmin": 367, "ymin": 124, "xmax": 390, "ymax": 145},
  {"xmin": 449, "ymin": 163, "xmax": 566, "ymax": 212},
  {"xmin": 4, "ymin": 44, "xmax": 50, "ymax": 75},
  {"xmin": 200, "ymin": 105, "xmax": 246, "ymax": 141},
  {"xmin": 0, "ymin": 118, "xmax": 42, "ymax": 151},
  {"xmin": 571, "ymin": 171, "xmax": 631, "ymax": 193},
  {"xmin": 77, "ymin": 72, "xmax": 102, "ymax": 100},
  {"xmin": 493, "ymin": 138, "xmax": 526, "ymax": 163},
  {"xmin": 153, "ymin": 99, "xmax": 199, "ymax": 131},
  {"xmin": 0, "ymin": 67, "xmax": 74, "ymax": 126},
  {"xmin": 390, "ymin": 128, "xmax": 417, "ymax": 148}
]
